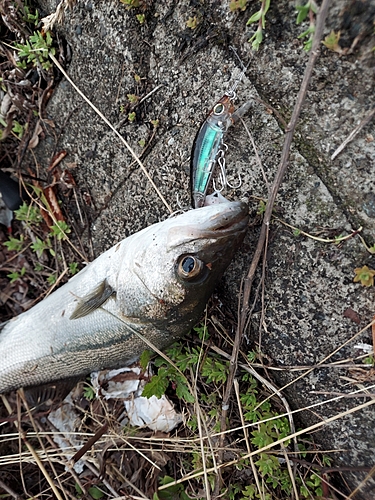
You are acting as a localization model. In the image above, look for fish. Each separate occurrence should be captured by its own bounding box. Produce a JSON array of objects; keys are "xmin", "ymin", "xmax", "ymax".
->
[{"xmin": 0, "ymin": 202, "xmax": 249, "ymax": 394}]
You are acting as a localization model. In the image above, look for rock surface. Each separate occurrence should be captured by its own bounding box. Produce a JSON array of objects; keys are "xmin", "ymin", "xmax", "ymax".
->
[{"xmin": 33, "ymin": 0, "xmax": 375, "ymax": 497}]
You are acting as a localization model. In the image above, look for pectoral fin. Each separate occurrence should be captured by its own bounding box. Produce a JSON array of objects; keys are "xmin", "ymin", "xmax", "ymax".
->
[{"xmin": 70, "ymin": 279, "xmax": 115, "ymax": 319}]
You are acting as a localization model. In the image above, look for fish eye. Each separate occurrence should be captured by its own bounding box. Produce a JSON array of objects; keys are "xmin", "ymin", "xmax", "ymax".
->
[
  {"xmin": 177, "ymin": 255, "xmax": 204, "ymax": 280},
  {"xmin": 213, "ymin": 103, "xmax": 225, "ymax": 115}
]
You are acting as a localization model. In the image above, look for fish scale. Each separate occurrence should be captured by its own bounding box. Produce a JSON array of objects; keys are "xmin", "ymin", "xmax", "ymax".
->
[{"xmin": 0, "ymin": 202, "xmax": 249, "ymax": 394}]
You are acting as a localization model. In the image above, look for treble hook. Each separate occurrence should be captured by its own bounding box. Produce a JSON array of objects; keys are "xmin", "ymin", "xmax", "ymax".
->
[{"xmin": 226, "ymin": 171, "xmax": 242, "ymax": 189}]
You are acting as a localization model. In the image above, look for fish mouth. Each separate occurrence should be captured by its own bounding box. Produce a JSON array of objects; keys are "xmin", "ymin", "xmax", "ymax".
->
[
  {"xmin": 200, "ymin": 201, "xmax": 249, "ymax": 237},
  {"xmin": 167, "ymin": 201, "xmax": 249, "ymax": 249}
]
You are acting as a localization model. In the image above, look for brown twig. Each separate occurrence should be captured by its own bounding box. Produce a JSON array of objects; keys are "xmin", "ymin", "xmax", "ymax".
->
[
  {"xmin": 240, "ymin": 0, "xmax": 332, "ymax": 329},
  {"xmin": 217, "ymin": 0, "xmax": 333, "ymax": 464}
]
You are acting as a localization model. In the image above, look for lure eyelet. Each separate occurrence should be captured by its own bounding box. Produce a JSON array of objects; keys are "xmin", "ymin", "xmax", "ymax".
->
[
  {"xmin": 213, "ymin": 103, "xmax": 225, "ymax": 116},
  {"xmin": 177, "ymin": 255, "xmax": 204, "ymax": 280}
]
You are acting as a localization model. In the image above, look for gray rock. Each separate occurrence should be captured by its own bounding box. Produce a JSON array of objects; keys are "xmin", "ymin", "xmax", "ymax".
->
[{"xmin": 33, "ymin": 0, "xmax": 375, "ymax": 497}]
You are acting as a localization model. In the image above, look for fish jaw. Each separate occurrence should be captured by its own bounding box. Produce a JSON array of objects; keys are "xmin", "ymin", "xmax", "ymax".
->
[{"xmin": 166, "ymin": 201, "xmax": 249, "ymax": 247}]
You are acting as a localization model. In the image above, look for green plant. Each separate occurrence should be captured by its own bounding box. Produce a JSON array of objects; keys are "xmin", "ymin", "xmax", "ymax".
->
[
  {"xmin": 3, "ymin": 235, "xmax": 24, "ymax": 252},
  {"xmin": 69, "ymin": 262, "xmax": 79, "ymax": 275},
  {"xmin": 30, "ymin": 236, "xmax": 55, "ymax": 257},
  {"xmin": 120, "ymin": 0, "xmax": 141, "ymax": 9},
  {"xmin": 363, "ymin": 355, "xmax": 374, "ymax": 365},
  {"xmin": 229, "ymin": 0, "xmax": 248, "ymax": 12},
  {"xmin": 12, "ymin": 121, "xmax": 25, "ymax": 139},
  {"xmin": 154, "ymin": 475, "xmax": 190, "ymax": 500},
  {"xmin": 142, "ymin": 324, "xmax": 218, "ymax": 403},
  {"xmin": 296, "ymin": 1, "xmax": 318, "ymax": 51},
  {"xmin": 140, "ymin": 323, "xmax": 330, "ymax": 499},
  {"xmin": 47, "ymin": 273, "xmax": 57, "ymax": 285},
  {"xmin": 128, "ymin": 111, "xmax": 136, "ymax": 122},
  {"xmin": 353, "ymin": 265, "xmax": 375, "ymax": 287},
  {"xmin": 15, "ymin": 30, "xmax": 56, "ymax": 70},
  {"xmin": 22, "ymin": 3, "xmax": 39, "ymax": 25},
  {"xmin": 300, "ymin": 473, "xmax": 323, "ymax": 498},
  {"xmin": 127, "ymin": 93, "xmax": 139, "ymax": 104},
  {"xmin": 322, "ymin": 30, "xmax": 342, "ymax": 53},
  {"xmin": 257, "ymin": 200, "xmax": 266, "ymax": 215},
  {"xmin": 14, "ymin": 202, "xmax": 42, "ymax": 224},
  {"xmin": 5, "ymin": 200, "xmax": 78, "ymax": 286},
  {"xmin": 246, "ymin": 0, "xmax": 271, "ymax": 50},
  {"xmin": 7, "ymin": 266, "xmax": 26, "ymax": 283},
  {"xmin": 49, "ymin": 220, "xmax": 71, "ymax": 240},
  {"xmin": 83, "ymin": 383, "xmax": 96, "ymax": 401},
  {"xmin": 186, "ymin": 16, "xmax": 198, "ymax": 29},
  {"xmin": 75, "ymin": 483, "xmax": 105, "ymax": 499}
]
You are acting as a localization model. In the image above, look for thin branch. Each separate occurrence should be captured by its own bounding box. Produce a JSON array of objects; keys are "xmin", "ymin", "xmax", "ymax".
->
[
  {"xmin": 240, "ymin": 0, "xmax": 332, "ymax": 329},
  {"xmin": 331, "ymin": 107, "xmax": 375, "ymax": 160},
  {"xmin": 217, "ymin": 0, "xmax": 333, "ymax": 463}
]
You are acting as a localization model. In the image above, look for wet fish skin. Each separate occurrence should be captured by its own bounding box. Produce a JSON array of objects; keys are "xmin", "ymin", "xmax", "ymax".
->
[{"xmin": 0, "ymin": 202, "xmax": 249, "ymax": 393}]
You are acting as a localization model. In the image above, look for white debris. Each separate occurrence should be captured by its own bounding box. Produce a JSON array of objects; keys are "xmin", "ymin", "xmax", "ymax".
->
[
  {"xmin": 91, "ymin": 364, "xmax": 182, "ymax": 432},
  {"xmin": 91, "ymin": 366, "xmax": 144, "ymax": 399},
  {"xmin": 48, "ymin": 364, "xmax": 181, "ymax": 468},
  {"xmin": 354, "ymin": 343, "xmax": 373, "ymax": 354},
  {"xmin": 48, "ymin": 394, "xmax": 85, "ymax": 473},
  {"xmin": 125, "ymin": 395, "xmax": 182, "ymax": 433}
]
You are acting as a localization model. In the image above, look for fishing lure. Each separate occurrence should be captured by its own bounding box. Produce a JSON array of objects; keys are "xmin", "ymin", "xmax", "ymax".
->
[{"xmin": 190, "ymin": 71, "xmax": 252, "ymax": 209}]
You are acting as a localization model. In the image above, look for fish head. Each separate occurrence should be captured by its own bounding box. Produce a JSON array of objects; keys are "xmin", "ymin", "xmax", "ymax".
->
[{"xmin": 119, "ymin": 201, "xmax": 249, "ymax": 330}]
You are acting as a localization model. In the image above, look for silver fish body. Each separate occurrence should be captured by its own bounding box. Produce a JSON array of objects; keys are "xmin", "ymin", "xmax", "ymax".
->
[{"xmin": 0, "ymin": 202, "xmax": 248, "ymax": 393}]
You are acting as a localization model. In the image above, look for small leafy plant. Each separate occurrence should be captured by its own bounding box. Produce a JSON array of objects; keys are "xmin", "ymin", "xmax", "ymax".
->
[
  {"xmin": 296, "ymin": 1, "xmax": 318, "ymax": 51},
  {"xmin": 229, "ymin": 0, "xmax": 248, "ymax": 12},
  {"xmin": 3, "ymin": 200, "xmax": 79, "ymax": 286},
  {"xmin": 15, "ymin": 30, "xmax": 56, "ymax": 70},
  {"xmin": 353, "ymin": 265, "xmax": 375, "ymax": 287},
  {"xmin": 246, "ymin": 0, "xmax": 271, "ymax": 50},
  {"xmin": 154, "ymin": 476, "xmax": 190, "ymax": 500},
  {"xmin": 141, "ymin": 323, "xmax": 326, "ymax": 499}
]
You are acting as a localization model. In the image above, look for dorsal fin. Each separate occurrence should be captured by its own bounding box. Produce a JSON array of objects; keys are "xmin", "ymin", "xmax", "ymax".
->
[{"xmin": 70, "ymin": 279, "xmax": 115, "ymax": 319}]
